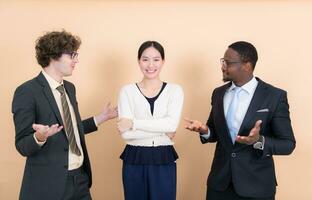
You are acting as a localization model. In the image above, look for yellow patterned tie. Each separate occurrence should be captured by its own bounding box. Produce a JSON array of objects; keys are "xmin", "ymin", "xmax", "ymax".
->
[{"xmin": 56, "ymin": 85, "xmax": 81, "ymax": 155}]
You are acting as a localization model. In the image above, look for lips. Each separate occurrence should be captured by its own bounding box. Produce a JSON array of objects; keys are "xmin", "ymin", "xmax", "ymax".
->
[{"xmin": 146, "ymin": 69, "xmax": 157, "ymax": 73}]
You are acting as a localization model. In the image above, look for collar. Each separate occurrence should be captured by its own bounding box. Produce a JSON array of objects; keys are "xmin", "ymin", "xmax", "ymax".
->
[
  {"xmin": 229, "ymin": 76, "xmax": 258, "ymax": 94},
  {"xmin": 42, "ymin": 70, "xmax": 64, "ymax": 90}
]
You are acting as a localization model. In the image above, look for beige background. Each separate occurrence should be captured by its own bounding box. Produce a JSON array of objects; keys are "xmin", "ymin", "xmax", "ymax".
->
[{"xmin": 1, "ymin": 0, "xmax": 311, "ymax": 199}]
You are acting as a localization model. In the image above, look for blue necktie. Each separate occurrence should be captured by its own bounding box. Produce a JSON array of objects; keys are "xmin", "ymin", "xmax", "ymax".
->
[{"xmin": 226, "ymin": 87, "xmax": 242, "ymax": 144}]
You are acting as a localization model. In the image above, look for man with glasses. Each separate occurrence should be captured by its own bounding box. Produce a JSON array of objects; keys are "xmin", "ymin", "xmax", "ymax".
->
[
  {"xmin": 12, "ymin": 30, "xmax": 117, "ymax": 200},
  {"xmin": 185, "ymin": 41, "xmax": 295, "ymax": 200}
]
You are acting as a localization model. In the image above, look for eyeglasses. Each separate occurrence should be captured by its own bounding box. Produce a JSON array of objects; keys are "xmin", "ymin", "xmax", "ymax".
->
[
  {"xmin": 64, "ymin": 52, "xmax": 78, "ymax": 59},
  {"xmin": 220, "ymin": 58, "xmax": 242, "ymax": 67}
]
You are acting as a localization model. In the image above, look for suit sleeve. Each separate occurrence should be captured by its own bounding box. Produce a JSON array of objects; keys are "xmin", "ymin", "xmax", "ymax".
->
[
  {"xmin": 82, "ymin": 117, "xmax": 98, "ymax": 134},
  {"xmin": 200, "ymin": 89, "xmax": 218, "ymax": 144},
  {"xmin": 262, "ymin": 91, "xmax": 296, "ymax": 156},
  {"xmin": 12, "ymin": 85, "xmax": 42, "ymax": 157}
]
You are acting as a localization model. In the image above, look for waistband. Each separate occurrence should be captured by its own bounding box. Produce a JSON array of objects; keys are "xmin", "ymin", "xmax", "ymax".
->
[{"xmin": 68, "ymin": 167, "xmax": 83, "ymax": 176}]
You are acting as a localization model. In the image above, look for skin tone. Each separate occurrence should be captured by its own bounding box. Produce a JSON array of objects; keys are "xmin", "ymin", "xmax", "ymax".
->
[
  {"xmin": 117, "ymin": 46, "xmax": 175, "ymax": 139},
  {"xmin": 34, "ymin": 52, "xmax": 118, "ymax": 142},
  {"xmin": 184, "ymin": 47, "xmax": 261, "ymax": 145}
]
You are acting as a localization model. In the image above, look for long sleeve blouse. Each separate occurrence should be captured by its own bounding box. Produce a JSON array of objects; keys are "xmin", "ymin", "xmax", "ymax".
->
[{"xmin": 118, "ymin": 83, "xmax": 184, "ymax": 147}]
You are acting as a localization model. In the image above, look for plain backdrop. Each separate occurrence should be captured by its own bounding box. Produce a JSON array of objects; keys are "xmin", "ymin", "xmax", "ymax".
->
[{"xmin": 0, "ymin": 0, "xmax": 311, "ymax": 199}]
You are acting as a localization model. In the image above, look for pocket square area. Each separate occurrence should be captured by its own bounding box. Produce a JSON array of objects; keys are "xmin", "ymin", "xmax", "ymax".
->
[{"xmin": 256, "ymin": 108, "xmax": 269, "ymax": 112}]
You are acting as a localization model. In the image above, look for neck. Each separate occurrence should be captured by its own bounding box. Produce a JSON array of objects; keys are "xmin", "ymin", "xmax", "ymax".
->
[
  {"xmin": 140, "ymin": 78, "xmax": 162, "ymax": 89},
  {"xmin": 233, "ymin": 74, "xmax": 253, "ymax": 87},
  {"xmin": 44, "ymin": 66, "xmax": 63, "ymax": 83}
]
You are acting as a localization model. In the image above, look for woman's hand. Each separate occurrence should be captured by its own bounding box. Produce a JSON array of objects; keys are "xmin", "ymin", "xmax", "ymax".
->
[{"xmin": 117, "ymin": 118, "xmax": 133, "ymax": 133}]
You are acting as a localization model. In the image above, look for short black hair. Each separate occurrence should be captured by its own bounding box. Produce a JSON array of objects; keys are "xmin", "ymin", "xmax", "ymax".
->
[
  {"xmin": 138, "ymin": 41, "xmax": 165, "ymax": 60},
  {"xmin": 35, "ymin": 30, "xmax": 81, "ymax": 68},
  {"xmin": 229, "ymin": 41, "xmax": 258, "ymax": 69}
]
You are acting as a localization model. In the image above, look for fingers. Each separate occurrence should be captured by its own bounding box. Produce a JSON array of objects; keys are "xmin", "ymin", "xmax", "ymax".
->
[
  {"xmin": 33, "ymin": 123, "xmax": 62, "ymax": 141},
  {"xmin": 183, "ymin": 117, "xmax": 194, "ymax": 123},
  {"xmin": 32, "ymin": 123, "xmax": 49, "ymax": 133},
  {"xmin": 57, "ymin": 126, "xmax": 63, "ymax": 132},
  {"xmin": 185, "ymin": 124, "xmax": 201, "ymax": 132},
  {"xmin": 184, "ymin": 118, "xmax": 205, "ymax": 133},
  {"xmin": 236, "ymin": 135, "xmax": 253, "ymax": 145},
  {"xmin": 249, "ymin": 120, "xmax": 262, "ymax": 137},
  {"xmin": 117, "ymin": 118, "xmax": 132, "ymax": 133},
  {"xmin": 46, "ymin": 124, "xmax": 63, "ymax": 136},
  {"xmin": 184, "ymin": 117, "xmax": 196, "ymax": 130},
  {"xmin": 255, "ymin": 120, "xmax": 262, "ymax": 128},
  {"xmin": 237, "ymin": 120, "xmax": 263, "ymax": 144},
  {"xmin": 167, "ymin": 133, "xmax": 175, "ymax": 140}
]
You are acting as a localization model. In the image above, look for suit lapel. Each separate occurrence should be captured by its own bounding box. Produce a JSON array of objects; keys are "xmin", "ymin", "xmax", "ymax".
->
[
  {"xmin": 36, "ymin": 72, "xmax": 64, "ymax": 126},
  {"xmin": 235, "ymin": 78, "xmax": 268, "ymax": 149},
  {"xmin": 216, "ymin": 83, "xmax": 235, "ymax": 151}
]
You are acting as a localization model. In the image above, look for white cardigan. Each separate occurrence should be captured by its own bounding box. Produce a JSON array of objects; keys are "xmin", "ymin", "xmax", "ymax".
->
[{"xmin": 118, "ymin": 83, "xmax": 184, "ymax": 147}]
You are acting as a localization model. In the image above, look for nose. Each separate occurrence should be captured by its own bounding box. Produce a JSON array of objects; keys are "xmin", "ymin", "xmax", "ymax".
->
[{"xmin": 148, "ymin": 61, "xmax": 154, "ymax": 68}]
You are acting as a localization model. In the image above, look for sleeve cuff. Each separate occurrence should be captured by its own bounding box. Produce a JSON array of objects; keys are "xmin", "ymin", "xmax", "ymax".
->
[
  {"xmin": 93, "ymin": 117, "xmax": 98, "ymax": 127},
  {"xmin": 33, "ymin": 133, "xmax": 46, "ymax": 146},
  {"xmin": 200, "ymin": 128, "xmax": 210, "ymax": 139}
]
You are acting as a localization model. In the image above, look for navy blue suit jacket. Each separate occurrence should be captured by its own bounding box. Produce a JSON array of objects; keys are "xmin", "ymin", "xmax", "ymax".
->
[
  {"xmin": 12, "ymin": 72, "xmax": 97, "ymax": 200},
  {"xmin": 201, "ymin": 78, "xmax": 295, "ymax": 198}
]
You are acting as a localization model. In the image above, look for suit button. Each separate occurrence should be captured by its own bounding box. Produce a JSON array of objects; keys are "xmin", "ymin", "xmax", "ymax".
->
[
  {"xmin": 231, "ymin": 153, "xmax": 236, "ymax": 158},
  {"xmin": 64, "ymin": 164, "xmax": 68, "ymax": 168}
]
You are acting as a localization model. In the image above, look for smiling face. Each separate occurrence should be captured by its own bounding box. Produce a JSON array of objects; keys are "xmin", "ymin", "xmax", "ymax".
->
[{"xmin": 138, "ymin": 47, "xmax": 164, "ymax": 80}]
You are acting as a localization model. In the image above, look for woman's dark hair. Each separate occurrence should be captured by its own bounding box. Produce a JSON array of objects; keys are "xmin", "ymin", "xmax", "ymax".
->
[
  {"xmin": 138, "ymin": 41, "xmax": 165, "ymax": 60},
  {"xmin": 35, "ymin": 30, "xmax": 81, "ymax": 68},
  {"xmin": 229, "ymin": 41, "xmax": 258, "ymax": 69}
]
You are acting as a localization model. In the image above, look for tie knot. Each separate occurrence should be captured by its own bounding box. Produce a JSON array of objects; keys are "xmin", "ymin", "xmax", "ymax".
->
[
  {"xmin": 232, "ymin": 86, "xmax": 241, "ymax": 92},
  {"xmin": 56, "ymin": 85, "xmax": 65, "ymax": 95}
]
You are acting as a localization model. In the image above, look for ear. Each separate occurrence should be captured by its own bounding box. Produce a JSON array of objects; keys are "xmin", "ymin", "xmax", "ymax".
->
[
  {"xmin": 243, "ymin": 62, "xmax": 253, "ymax": 72},
  {"xmin": 162, "ymin": 59, "xmax": 165, "ymax": 65}
]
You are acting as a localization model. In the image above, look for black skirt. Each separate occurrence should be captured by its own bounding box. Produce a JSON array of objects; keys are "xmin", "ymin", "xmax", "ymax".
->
[{"xmin": 120, "ymin": 144, "xmax": 178, "ymax": 165}]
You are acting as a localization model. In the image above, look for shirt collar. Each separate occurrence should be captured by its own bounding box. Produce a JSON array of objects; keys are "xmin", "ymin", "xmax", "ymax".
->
[
  {"xmin": 42, "ymin": 70, "xmax": 63, "ymax": 90},
  {"xmin": 229, "ymin": 76, "xmax": 258, "ymax": 94}
]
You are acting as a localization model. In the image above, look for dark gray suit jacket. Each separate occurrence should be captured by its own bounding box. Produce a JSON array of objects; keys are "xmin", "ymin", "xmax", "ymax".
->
[
  {"xmin": 12, "ymin": 72, "xmax": 97, "ymax": 200},
  {"xmin": 201, "ymin": 78, "xmax": 296, "ymax": 198}
]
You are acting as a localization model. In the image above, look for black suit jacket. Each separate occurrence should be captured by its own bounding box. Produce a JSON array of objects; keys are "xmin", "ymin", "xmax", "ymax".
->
[
  {"xmin": 201, "ymin": 78, "xmax": 296, "ymax": 198},
  {"xmin": 12, "ymin": 72, "xmax": 98, "ymax": 200}
]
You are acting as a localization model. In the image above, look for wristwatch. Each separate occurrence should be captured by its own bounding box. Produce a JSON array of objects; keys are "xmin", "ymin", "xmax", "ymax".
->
[{"xmin": 253, "ymin": 135, "xmax": 265, "ymax": 150}]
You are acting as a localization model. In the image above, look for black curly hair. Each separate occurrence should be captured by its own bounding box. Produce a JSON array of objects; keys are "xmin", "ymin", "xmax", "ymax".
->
[{"xmin": 35, "ymin": 30, "xmax": 81, "ymax": 68}]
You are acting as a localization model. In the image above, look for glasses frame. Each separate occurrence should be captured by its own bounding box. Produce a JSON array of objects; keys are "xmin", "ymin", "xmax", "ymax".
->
[
  {"xmin": 220, "ymin": 58, "xmax": 243, "ymax": 67},
  {"xmin": 63, "ymin": 51, "xmax": 78, "ymax": 59}
]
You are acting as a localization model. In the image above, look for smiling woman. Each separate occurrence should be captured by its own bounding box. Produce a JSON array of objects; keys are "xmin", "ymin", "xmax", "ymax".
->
[{"xmin": 117, "ymin": 41, "xmax": 184, "ymax": 200}]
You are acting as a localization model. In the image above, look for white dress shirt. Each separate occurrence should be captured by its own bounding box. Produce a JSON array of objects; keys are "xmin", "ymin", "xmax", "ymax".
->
[
  {"xmin": 202, "ymin": 77, "xmax": 258, "ymax": 142},
  {"xmin": 34, "ymin": 70, "xmax": 84, "ymax": 170}
]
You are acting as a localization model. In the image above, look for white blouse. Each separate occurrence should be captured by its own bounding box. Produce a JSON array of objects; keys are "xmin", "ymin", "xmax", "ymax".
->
[{"xmin": 118, "ymin": 83, "xmax": 184, "ymax": 147}]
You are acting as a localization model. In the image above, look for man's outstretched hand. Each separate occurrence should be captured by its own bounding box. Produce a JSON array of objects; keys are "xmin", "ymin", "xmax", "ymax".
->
[{"xmin": 236, "ymin": 120, "xmax": 262, "ymax": 145}]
